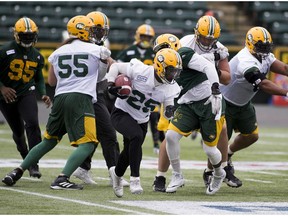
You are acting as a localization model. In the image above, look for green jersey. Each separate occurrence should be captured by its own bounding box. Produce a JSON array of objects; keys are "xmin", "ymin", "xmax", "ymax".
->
[
  {"xmin": 177, "ymin": 47, "xmax": 208, "ymax": 97},
  {"xmin": 116, "ymin": 44, "xmax": 155, "ymax": 65},
  {"xmin": 0, "ymin": 41, "xmax": 46, "ymax": 99}
]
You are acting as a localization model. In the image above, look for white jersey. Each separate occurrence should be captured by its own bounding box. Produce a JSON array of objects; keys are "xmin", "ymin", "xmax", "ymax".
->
[
  {"xmin": 180, "ymin": 34, "xmax": 229, "ymax": 63},
  {"xmin": 220, "ymin": 47, "xmax": 276, "ymax": 106},
  {"xmin": 111, "ymin": 59, "xmax": 181, "ymax": 124},
  {"xmin": 48, "ymin": 40, "xmax": 102, "ymax": 103}
]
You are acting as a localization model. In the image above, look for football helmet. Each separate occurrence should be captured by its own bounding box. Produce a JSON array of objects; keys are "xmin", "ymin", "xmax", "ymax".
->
[
  {"xmin": 86, "ymin": 11, "xmax": 110, "ymax": 44},
  {"xmin": 154, "ymin": 48, "xmax": 182, "ymax": 84},
  {"xmin": 194, "ymin": 15, "xmax": 221, "ymax": 51},
  {"xmin": 245, "ymin": 26, "xmax": 273, "ymax": 58},
  {"xmin": 67, "ymin": 15, "xmax": 96, "ymax": 42},
  {"xmin": 153, "ymin": 33, "xmax": 182, "ymax": 53},
  {"xmin": 13, "ymin": 17, "xmax": 38, "ymax": 48},
  {"xmin": 134, "ymin": 24, "xmax": 155, "ymax": 49}
]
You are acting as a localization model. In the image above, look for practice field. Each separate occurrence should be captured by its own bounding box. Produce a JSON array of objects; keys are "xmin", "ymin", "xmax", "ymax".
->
[{"xmin": 0, "ymin": 106, "xmax": 288, "ymax": 215}]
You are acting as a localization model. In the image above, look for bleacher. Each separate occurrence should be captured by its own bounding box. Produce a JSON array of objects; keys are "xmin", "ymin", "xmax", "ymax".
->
[
  {"xmin": 244, "ymin": 1, "xmax": 288, "ymax": 45},
  {"xmin": 0, "ymin": 1, "xmax": 240, "ymax": 45}
]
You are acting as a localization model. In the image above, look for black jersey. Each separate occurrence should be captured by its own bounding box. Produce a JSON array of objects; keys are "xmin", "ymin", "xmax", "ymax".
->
[{"xmin": 0, "ymin": 41, "xmax": 46, "ymax": 99}]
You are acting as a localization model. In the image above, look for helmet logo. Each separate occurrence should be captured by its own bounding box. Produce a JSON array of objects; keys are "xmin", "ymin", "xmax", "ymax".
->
[
  {"xmin": 157, "ymin": 54, "xmax": 164, "ymax": 63},
  {"xmin": 247, "ymin": 33, "xmax": 253, "ymax": 42},
  {"xmin": 76, "ymin": 23, "xmax": 85, "ymax": 30},
  {"xmin": 168, "ymin": 36, "xmax": 176, "ymax": 43}
]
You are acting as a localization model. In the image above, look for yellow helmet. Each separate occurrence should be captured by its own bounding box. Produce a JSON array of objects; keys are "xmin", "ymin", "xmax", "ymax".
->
[
  {"xmin": 194, "ymin": 15, "xmax": 221, "ymax": 51},
  {"xmin": 67, "ymin": 15, "xmax": 96, "ymax": 42},
  {"xmin": 134, "ymin": 24, "xmax": 155, "ymax": 49},
  {"xmin": 154, "ymin": 48, "xmax": 182, "ymax": 84},
  {"xmin": 153, "ymin": 33, "xmax": 182, "ymax": 53},
  {"xmin": 13, "ymin": 17, "xmax": 38, "ymax": 48},
  {"xmin": 86, "ymin": 11, "xmax": 110, "ymax": 44},
  {"xmin": 245, "ymin": 26, "xmax": 273, "ymax": 57}
]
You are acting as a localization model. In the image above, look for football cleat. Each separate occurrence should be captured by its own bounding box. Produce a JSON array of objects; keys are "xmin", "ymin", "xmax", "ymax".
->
[
  {"xmin": 72, "ymin": 167, "xmax": 97, "ymax": 185},
  {"xmin": 224, "ymin": 166, "xmax": 242, "ymax": 188},
  {"xmin": 206, "ymin": 168, "xmax": 226, "ymax": 195},
  {"xmin": 130, "ymin": 177, "xmax": 143, "ymax": 194},
  {"xmin": 202, "ymin": 169, "xmax": 213, "ymax": 188},
  {"xmin": 109, "ymin": 166, "xmax": 123, "ymax": 198},
  {"xmin": 28, "ymin": 164, "xmax": 42, "ymax": 179},
  {"xmin": 2, "ymin": 168, "xmax": 23, "ymax": 186},
  {"xmin": 166, "ymin": 171, "xmax": 185, "ymax": 193},
  {"xmin": 50, "ymin": 175, "xmax": 83, "ymax": 190},
  {"xmin": 153, "ymin": 176, "xmax": 166, "ymax": 192}
]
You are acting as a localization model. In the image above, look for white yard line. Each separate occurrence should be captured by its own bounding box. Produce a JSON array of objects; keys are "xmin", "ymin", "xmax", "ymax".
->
[{"xmin": 0, "ymin": 186, "xmax": 149, "ymax": 215}]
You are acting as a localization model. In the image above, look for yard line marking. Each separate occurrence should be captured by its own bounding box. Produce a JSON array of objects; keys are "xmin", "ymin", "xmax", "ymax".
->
[
  {"xmin": 244, "ymin": 179, "xmax": 272, "ymax": 183},
  {"xmin": 250, "ymin": 170, "xmax": 288, "ymax": 176},
  {"xmin": 0, "ymin": 186, "xmax": 149, "ymax": 215},
  {"xmin": 1, "ymin": 159, "xmax": 288, "ymax": 171}
]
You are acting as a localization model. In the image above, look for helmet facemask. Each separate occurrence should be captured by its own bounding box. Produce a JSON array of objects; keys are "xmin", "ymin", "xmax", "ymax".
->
[
  {"xmin": 91, "ymin": 25, "xmax": 109, "ymax": 44},
  {"xmin": 138, "ymin": 34, "xmax": 154, "ymax": 49},
  {"xmin": 160, "ymin": 66, "xmax": 182, "ymax": 84},
  {"xmin": 15, "ymin": 32, "xmax": 38, "ymax": 48},
  {"xmin": 253, "ymin": 41, "xmax": 273, "ymax": 59},
  {"xmin": 195, "ymin": 32, "xmax": 218, "ymax": 52}
]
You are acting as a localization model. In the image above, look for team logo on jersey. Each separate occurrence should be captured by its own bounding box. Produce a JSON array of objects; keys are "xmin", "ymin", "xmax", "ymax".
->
[
  {"xmin": 6, "ymin": 49, "xmax": 15, "ymax": 55},
  {"xmin": 136, "ymin": 75, "xmax": 148, "ymax": 82},
  {"xmin": 76, "ymin": 23, "xmax": 85, "ymax": 30}
]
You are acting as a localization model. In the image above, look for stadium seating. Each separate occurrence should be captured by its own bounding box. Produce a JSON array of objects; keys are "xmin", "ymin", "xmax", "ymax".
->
[{"xmin": 0, "ymin": 1, "xmax": 239, "ymax": 46}]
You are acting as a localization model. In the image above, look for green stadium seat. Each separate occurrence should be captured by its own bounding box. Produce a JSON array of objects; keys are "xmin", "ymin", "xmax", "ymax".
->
[
  {"xmin": 0, "ymin": 4, "xmax": 13, "ymax": 16},
  {"xmin": 272, "ymin": 22, "xmax": 288, "ymax": 34},
  {"xmin": 252, "ymin": 2, "xmax": 275, "ymax": 13}
]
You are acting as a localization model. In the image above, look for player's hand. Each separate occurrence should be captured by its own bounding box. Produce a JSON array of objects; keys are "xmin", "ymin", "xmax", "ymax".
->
[
  {"xmin": 42, "ymin": 95, "xmax": 51, "ymax": 108},
  {"xmin": 0, "ymin": 86, "xmax": 17, "ymax": 103},
  {"xmin": 164, "ymin": 105, "xmax": 177, "ymax": 119},
  {"xmin": 204, "ymin": 83, "xmax": 222, "ymax": 116},
  {"xmin": 107, "ymin": 84, "xmax": 128, "ymax": 99},
  {"xmin": 100, "ymin": 46, "xmax": 111, "ymax": 61},
  {"xmin": 216, "ymin": 46, "xmax": 229, "ymax": 60}
]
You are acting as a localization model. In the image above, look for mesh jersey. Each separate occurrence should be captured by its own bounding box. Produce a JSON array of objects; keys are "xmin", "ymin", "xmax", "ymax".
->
[
  {"xmin": 180, "ymin": 34, "xmax": 229, "ymax": 63},
  {"xmin": 48, "ymin": 40, "xmax": 102, "ymax": 103},
  {"xmin": 176, "ymin": 47, "xmax": 211, "ymax": 104},
  {"xmin": 115, "ymin": 58, "xmax": 181, "ymax": 124},
  {"xmin": 220, "ymin": 47, "xmax": 276, "ymax": 106},
  {"xmin": 0, "ymin": 41, "xmax": 45, "ymax": 99},
  {"xmin": 116, "ymin": 44, "xmax": 155, "ymax": 65}
]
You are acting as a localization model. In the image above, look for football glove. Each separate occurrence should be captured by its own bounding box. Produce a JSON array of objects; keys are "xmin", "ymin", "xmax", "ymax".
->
[
  {"xmin": 107, "ymin": 84, "xmax": 128, "ymax": 99},
  {"xmin": 164, "ymin": 105, "xmax": 177, "ymax": 119},
  {"xmin": 204, "ymin": 82, "xmax": 222, "ymax": 118}
]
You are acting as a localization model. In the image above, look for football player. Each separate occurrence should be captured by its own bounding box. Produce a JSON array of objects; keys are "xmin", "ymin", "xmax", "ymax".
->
[
  {"xmin": 116, "ymin": 24, "xmax": 164, "ymax": 154},
  {"xmin": 72, "ymin": 11, "xmax": 129, "ymax": 187},
  {"xmin": 107, "ymin": 48, "xmax": 182, "ymax": 197},
  {"xmin": 2, "ymin": 15, "xmax": 110, "ymax": 190},
  {"xmin": 153, "ymin": 15, "xmax": 242, "ymax": 193},
  {"xmin": 0, "ymin": 17, "xmax": 51, "ymax": 178},
  {"xmin": 180, "ymin": 15, "xmax": 241, "ymax": 188},
  {"xmin": 152, "ymin": 33, "xmax": 226, "ymax": 195},
  {"xmin": 220, "ymin": 26, "xmax": 288, "ymax": 183}
]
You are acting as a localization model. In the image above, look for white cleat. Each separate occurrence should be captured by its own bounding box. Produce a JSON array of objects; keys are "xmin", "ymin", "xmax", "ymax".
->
[
  {"xmin": 206, "ymin": 168, "xmax": 226, "ymax": 195},
  {"xmin": 72, "ymin": 167, "xmax": 97, "ymax": 185},
  {"xmin": 130, "ymin": 177, "xmax": 143, "ymax": 194},
  {"xmin": 109, "ymin": 166, "xmax": 123, "ymax": 198},
  {"xmin": 166, "ymin": 171, "xmax": 185, "ymax": 193}
]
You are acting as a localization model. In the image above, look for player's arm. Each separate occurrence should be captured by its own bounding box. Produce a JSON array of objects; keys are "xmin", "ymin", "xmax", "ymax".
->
[
  {"xmin": 48, "ymin": 65, "xmax": 57, "ymax": 87},
  {"xmin": 106, "ymin": 62, "xmax": 130, "ymax": 83},
  {"xmin": 270, "ymin": 59, "xmax": 288, "ymax": 76},
  {"xmin": 188, "ymin": 53, "xmax": 220, "ymax": 84},
  {"xmin": 244, "ymin": 67, "xmax": 288, "ymax": 96},
  {"xmin": 218, "ymin": 58, "xmax": 231, "ymax": 85}
]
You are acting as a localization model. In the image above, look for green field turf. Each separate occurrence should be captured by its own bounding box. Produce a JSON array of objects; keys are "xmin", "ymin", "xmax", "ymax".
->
[{"xmin": 0, "ymin": 124, "xmax": 288, "ymax": 215}]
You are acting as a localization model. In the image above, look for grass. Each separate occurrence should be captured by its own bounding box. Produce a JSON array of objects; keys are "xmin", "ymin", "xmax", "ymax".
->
[{"xmin": 0, "ymin": 124, "xmax": 288, "ymax": 215}]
